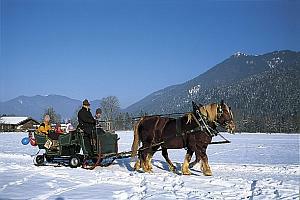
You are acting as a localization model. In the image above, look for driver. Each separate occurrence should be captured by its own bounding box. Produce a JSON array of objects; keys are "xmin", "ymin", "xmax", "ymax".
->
[{"xmin": 77, "ymin": 99, "xmax": 96, "ymax": 158}]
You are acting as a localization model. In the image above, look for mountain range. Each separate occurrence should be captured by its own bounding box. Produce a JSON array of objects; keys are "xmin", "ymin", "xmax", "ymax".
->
[
  {"xmin": 0, "ymin": 95, "xmax": 101, "ymax": 121},
  {"xmin": 1, "ymin": 50, "xmax": 299, "ymax": 132},
  {"xmin": 124, "ymin": 50, "xmax": 300, "ymax": 132}
]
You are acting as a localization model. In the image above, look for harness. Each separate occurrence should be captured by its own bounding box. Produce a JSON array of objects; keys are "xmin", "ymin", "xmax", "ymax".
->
[
  {"xmin": 217, "ymin": 104, "xmax": 223, "ymax": 118},
  {"xmin": 173, "ymin": 112, "xmax": 214, "ymax": 148},
  {"xmin": 147, "ymin": 104, "xmax": 231, "ymax": 150},
  {"xmin": 175, "ymin": 103, "xmax": 230, "ymax": 142}
]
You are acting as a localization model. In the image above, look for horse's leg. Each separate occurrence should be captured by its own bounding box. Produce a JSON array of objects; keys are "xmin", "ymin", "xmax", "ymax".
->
[
  {"xmin": 186, "ymin": 152, "xmax": 203, "ymax": 171},
  {"xmin": 146, "ymin": 146, "xmax": 159, "ymax": 172},
  {"xmin": 182, "ymin": 149, "xmax": 193, "ymax": 175},
  {"xmin": 189, "ymin": 151, "xmax": 200, "ymax": 168},
  {"xmin": 140, "ymin": 152, "xmax": 149, "ymax": 172},
  {"xmin": 201, "ymin": 155, "xmax": 212, "ymax": 176},
  {"xmin": 140, "ymin": 144, "xmax": 153, "ymax": 173},
  {"xmin": 133, "ymin": 151, "xmax": 142, "ymax": 171},
  {"xmin": 196, "ymin": 145, "xmax": 212, "ymax": 176},
  {"xmin": 134, "ymin": 159, "xmax": 141, "ymax": 170},
  {"xmin": 162, "ymin": 148, "xmax": 176, "ymax": 172},
  {"xmin": 134, "ymin": 143, "xmax": 148, "ymax": 171},
  {"xmin": 143, "ymin": 153, "xmax": 152, "ymax": 172}
]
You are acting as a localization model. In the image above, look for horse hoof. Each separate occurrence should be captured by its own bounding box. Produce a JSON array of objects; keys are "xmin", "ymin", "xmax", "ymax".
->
[
  {"xmin": 182, "ymin": 171, "xmax": 191, "ymax": 175},
  {"xmin": 169, "ymin": 165, "xmax": 176, "ymax": 172},
  {"xmin": 203, "ymin": 171, "xmax": 212, "ymax": 176}
]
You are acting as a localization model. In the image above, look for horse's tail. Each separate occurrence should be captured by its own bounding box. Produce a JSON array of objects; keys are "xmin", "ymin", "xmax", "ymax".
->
[{"xmin": 131, "ymin": 117, "xmax": 144, "ymax": 158}]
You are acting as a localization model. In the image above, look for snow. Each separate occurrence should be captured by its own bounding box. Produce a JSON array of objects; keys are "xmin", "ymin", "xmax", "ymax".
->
[
  {"xmin": 267, "ymin": 57, "xmax": 284, "ymax": 68},
  {"xmin": 233, "ymin": 52, "xmax": 248, "ymax": 57},
  {"xmin": 246, "ymin": 60, "xmax": 254, "ymax": 65},
  {"xmin": 0, "ymin": 131, "xmax": 299, "ymax": 199},
  {"xmin": 188, "ymin": 85, "xmax": 201, "ymax": 96},
  {"xmin": 0, "ymin": 117, "xmax": 29, "ymax": 125}
]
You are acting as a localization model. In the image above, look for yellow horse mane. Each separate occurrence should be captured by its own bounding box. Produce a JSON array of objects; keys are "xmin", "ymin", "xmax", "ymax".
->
[
  {"xmin": 199, "ymin": 103, "xmax": 218, "ymax": 122},
  {"xmin": 199, "ymin": 102, "xmax": 232, "ymax": 123}
]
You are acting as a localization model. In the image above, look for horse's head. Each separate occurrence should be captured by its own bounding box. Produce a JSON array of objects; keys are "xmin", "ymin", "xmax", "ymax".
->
[
  {"xmin": 216, "ymin": 100, "xmax": 236, "ymax": 134},
  {"xmin": 192, "ymin": 100, "xmax": 236, "ymax": 134}
]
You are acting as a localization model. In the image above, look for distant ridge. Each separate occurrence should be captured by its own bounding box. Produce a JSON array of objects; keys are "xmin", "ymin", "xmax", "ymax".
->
[
  {"xmin": 0, "ymin": 95, "xmax": 101, "ymax": 121},
  {"xmin": 124, "ymin": 50, "xmax": 300, "ymax": 132},
  {"xmin": 1, "ymin": 50, "xmax": 299, "ymax": 132}
]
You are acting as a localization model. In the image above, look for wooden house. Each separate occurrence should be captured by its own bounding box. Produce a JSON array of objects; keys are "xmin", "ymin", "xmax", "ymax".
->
[{"xmin": 0, "ymin": 116, "xmax": 39, "ymax": 132}]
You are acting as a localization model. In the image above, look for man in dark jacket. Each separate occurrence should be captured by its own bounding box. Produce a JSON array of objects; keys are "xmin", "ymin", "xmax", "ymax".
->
[{"xmin": 78, "ymin": 99, "xmax": 96, "ymax": 158}]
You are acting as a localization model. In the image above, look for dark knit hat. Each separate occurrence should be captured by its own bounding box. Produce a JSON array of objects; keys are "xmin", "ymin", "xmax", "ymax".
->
[
  {"xmin": 96, "ymin": 108, "xmax": 102, "ymax": 114},
  {"xmin": 83, "ymin": 99, "xmax": 90, "ymax": 106}
]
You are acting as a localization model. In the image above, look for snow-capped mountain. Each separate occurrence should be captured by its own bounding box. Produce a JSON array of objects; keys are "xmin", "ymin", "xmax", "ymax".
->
[
  {"xmin": 1, "ymin": 50, "xmax": 299, "ymax": 132},
  {"xmin": 124, "ymin": 50, "xmax": 300, "ymax": 132}
]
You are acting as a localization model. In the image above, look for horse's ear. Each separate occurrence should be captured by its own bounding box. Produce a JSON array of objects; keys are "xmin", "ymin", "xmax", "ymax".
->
[
  {"xmin": 192, "ymin": 101, "xmax": 197, "ymax": 107},
  {"xmin": 229, "ymin": 106, "xmax": 231, "ymax": 110},
  {"xmin": 198, "ymin": 103, "xmax": 203, "ymax": 107},
  {"xmin": 192, "ymin": 101, "xmax": 199, "ymax": 112},
  {"xmin": 220, "ymin": 99, "xmax": 224, "ymax": 105}
]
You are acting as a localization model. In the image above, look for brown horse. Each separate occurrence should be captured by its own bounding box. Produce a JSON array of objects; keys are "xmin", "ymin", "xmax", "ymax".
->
[{"xmin": 131, "ymin": 100, "xmax": 235, "ymax": 176}]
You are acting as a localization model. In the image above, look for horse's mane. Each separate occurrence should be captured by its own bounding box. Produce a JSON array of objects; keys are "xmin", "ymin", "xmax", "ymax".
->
[
  {"xmin": 199, "ymin": 103, "xmax": 218, "ymax": 122},
  {"xmin": 200, "ymin": 102, "xmax": 232, "ymax": 123}
]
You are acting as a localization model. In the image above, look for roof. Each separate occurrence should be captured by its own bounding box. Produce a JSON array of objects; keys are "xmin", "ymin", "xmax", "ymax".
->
[{"xmin": 0, "ymin": 117, "xmax": 37, "ymax": 125}]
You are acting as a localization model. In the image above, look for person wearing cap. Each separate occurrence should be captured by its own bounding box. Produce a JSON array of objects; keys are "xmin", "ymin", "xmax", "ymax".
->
[
  {"xmin": 95, "ymin": 108, "xmax": 105, "ymax": 134},
  {"xmin": 95, "ymin": 108, "xmax": 102, "ymax": 119},
  {"xmin": 78, "ymin": 99, "xmax": 96, "ymax": 158},
  {"xmin": 95, "ymin": 108, "xmax": 102, "ymax": 127}
]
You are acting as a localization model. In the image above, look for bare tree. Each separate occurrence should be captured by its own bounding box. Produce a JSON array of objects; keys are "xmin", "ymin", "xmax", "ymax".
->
[
  {"xmin": 42, "ymin": 107, "xmax": 61, "ymax": 124},
  {"xmin": 70, "ymin": 106, "xmax": 81, "ymax": 127},
  {"xmin": 100, "ymin": 96, "xmax": 121, "ymax": 121}
]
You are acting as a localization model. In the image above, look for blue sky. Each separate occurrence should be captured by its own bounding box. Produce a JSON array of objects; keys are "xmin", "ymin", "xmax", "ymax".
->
[{"xmin": 1, "ymin": 0, "xmax": 299, "ymax": 108}]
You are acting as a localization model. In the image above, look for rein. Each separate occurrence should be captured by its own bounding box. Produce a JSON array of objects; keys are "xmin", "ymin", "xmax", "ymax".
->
[
  {"xmin": 187, "ymin": 112, "xmax": 231, "ymax": 145},
  {"xmin": 136, "ymin": 111, "xmax": 231, "ymax": 154}
]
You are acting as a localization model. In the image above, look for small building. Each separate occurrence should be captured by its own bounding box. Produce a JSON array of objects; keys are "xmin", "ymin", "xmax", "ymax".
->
[{"xmin": 0, "ymin": 116, "xmax": 40, "ymax": 132}]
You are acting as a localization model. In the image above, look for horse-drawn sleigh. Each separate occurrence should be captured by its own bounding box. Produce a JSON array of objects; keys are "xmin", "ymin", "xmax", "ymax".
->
[
  {"xmin": 29, "ymin": 100, "xmax": 235, "ymax": 175},
  {"xmin": 31, "ymin": 128, "xmax": 121, "ymax": 169}
]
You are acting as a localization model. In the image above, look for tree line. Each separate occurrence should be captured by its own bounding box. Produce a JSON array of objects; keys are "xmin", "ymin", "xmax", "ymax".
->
[{"xmin": 42, "ymin": 96, "xmax": 135, "ymax": 131}]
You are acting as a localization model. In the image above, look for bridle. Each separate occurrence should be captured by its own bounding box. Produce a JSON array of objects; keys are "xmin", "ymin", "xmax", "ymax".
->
[
  {"xmin": 216, "ymin": 104, "xmax": 234, "ymax": 131},
  {"xmin": 192, "ymin": 103, "xmax": 234, "ymax": 134}
]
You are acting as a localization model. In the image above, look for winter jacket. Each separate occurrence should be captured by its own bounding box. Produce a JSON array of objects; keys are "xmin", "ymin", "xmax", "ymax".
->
[
  {"xmin": 66, "ymin": 123, "xmax": 75, "ymax": 133},
  {"xmin": 37, "ymin": 122, "xmax": 52, "ymax": 134},
  {"xmin": 78, "ymin": 107, "xmax": 96, "ymax": 135},
  {"xmin": 54, "ymin": 126, "xmax": 64, "ymax": 134}
]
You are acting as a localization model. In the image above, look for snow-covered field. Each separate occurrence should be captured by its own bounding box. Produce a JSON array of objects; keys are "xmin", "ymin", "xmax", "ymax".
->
[{"xmin": 0, "ymin": 131, "xmax": 299, "ymax": 200}]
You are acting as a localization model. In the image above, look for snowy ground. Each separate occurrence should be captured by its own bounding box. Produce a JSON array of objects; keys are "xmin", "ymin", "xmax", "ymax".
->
[{"xmin": 0, "ymin": 131, "xmax": 299, "ymax": 200}]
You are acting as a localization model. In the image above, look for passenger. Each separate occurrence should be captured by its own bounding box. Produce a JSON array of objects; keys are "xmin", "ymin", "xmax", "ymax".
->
[
  {"xmin": 38, "ymin": 115, "xmax": 58, "ymax": 150},
  {"xmin": 54, "ymin": 123, "xmax": 64, "ymax": 134},
  {"xmin": 46, "ymin": 123, "xmax": 64, "ymax": 149},
  {"xmin": 78, "ymin": 99, "xmax": 96, "ymax": 159},
  {"xmin": 38, "ymin": 115, "xmax": 52, "ymax": 134},
  {"xmin": 95, "ymin": 108, "xmax": 102, "ymax": 127},
  {"xmin": 95, "ymin": 108, "xmax": 105, "ymax": 134},
  {"xmin": 66, "ymin": 120, "xmax": 75, "ymax": 133}
]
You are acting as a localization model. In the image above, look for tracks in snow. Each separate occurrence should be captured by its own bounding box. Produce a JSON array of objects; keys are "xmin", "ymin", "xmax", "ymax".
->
[{"xmin": 0, "ymin": 156, "xmax": 299, "ymax": 199}]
